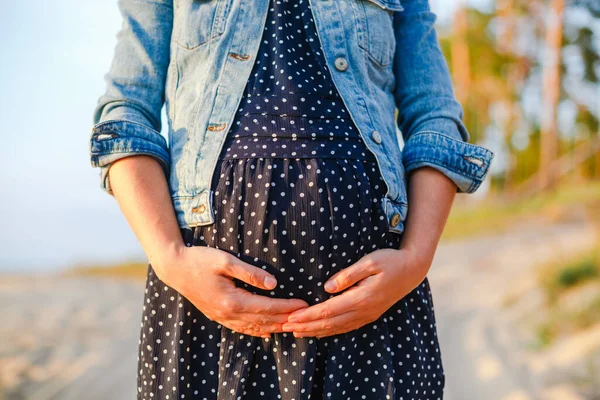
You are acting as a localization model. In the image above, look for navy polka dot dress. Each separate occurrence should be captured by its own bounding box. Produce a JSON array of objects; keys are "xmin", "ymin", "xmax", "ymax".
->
[{"xmin": 137, "ymin": 0, "xmax": 446, "ymax": 399}]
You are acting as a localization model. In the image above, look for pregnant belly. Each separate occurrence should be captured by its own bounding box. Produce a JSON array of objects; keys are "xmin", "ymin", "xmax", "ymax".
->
[{"xmin": 186, "ymin": 157, "xmax": 401, "ymax": 305}]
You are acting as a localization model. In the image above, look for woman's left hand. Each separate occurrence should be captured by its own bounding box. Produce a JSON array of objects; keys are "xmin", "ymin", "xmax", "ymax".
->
[{"xmin": 281, "ymin": 246, "xmax": 431, "ymax": 338}]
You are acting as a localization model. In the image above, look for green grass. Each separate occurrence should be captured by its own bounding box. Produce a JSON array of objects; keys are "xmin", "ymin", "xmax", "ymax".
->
[
  {"xmin": 553, "ymin": 258, "xmax": 598, "ymax": 290},
  {"xmin": 539, "ymin": 249, "xmax": 600, "ymax": 303},
  {"xmin": 531, "ymin": 246, "xmax": 600, "ymax": 349},
  {"xmin": 533, "ymin": 295, "xmax": 600, "ymax": 349}
]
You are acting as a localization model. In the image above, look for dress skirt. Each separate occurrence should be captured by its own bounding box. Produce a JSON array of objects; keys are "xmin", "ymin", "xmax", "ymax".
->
[{"xmin": 136, "ymin": 156, "xmax": 446, "ymax": 399}]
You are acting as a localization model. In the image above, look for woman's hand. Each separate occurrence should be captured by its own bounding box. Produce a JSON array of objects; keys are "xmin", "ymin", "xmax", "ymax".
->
[
  {"xmin": 280, "ymin": 247, "xmax": 430, "ymax": 338},
  {"xmin": 155, "ymin": 244, "xmax": 310, "ymax": 339},
  {"xmin": 105, "ymin": 155, "xmax": 311, "ymax": 340},
  {"xmin": 279, "ymin": 165, "xmax": 459, "ymax": 339}
]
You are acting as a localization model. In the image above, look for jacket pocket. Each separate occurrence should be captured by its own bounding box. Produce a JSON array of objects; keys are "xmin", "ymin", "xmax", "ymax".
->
[
  {"xmin": 355, "ymin": 0, "xmax": 404, "ymax": 68},
  {"xmin": 173, "ymin": 0, "xmax": 232, "ymax": 50}
]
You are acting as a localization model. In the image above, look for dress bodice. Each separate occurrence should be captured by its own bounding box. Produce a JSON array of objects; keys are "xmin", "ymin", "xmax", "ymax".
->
[{"xmin": 217, "ymin": 0, "xmax": 376, "ymax": 161}]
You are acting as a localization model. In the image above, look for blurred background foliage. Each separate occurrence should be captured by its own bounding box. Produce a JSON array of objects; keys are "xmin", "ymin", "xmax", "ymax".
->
[{"xmin": 438, "ymin": 0, "xmax": 599, "ymax": 197}]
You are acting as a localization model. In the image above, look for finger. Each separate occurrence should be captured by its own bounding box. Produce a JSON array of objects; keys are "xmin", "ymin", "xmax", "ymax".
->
[
  {"xmin": 295, "ymin": 328, "xmax": 351, "ymax": 338},
  {"xmin": 234, "ymin": 311, "xmax": 293, "ymax": 325},
  {"xmin": 323, "ymin": 257, "xmax": 379, "ymax": 293},
  {"xmin": 286, "ymin": 287, "xmax": 363, "ymax": 323},
  {"xmin": 294, "ymin": 323, "xmax": 359, "ymax": 339},
  {"xmin": 217, "ymin": 311, "xmax": 290, "ymax": 337},
  {"xmin": 282, "ymin": 311, "xmax": 357, "ymax": 334},
  {"xmin": 294, "ymin": 318, "xmax": 365, "ymax": 338},
  {"xmin": 225, "ymin": 323, "xmax": 274, "ymax": 338},
  {"xmin": 233, "ymin": 289, "xmax": 310, "ymax": 315},
  {"xmin": 221, "ymin": 257, "xmax": 278, "ymax": 290},
  {"xmin": 225, "ymin": 318, "xmax": 288, "ymax": 337}
]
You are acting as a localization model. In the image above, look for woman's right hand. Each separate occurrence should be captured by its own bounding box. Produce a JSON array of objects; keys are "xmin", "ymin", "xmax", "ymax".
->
[
  {"xmin": 153, "ymin": 244, "xmax": 310, "ymax": 339},
  {"xmin": 105, "ymin": 156, "xmax": 307, "ymax": 338}
]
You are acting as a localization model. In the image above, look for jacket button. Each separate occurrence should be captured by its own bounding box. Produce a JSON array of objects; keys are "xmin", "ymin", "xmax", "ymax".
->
[
  {"xmin": 371, "ymin": 130, "xmax": 382, "ymax": 144},
  {"xmin": 334, "ymin": 57, "xmax": 348, "ymax": 71},
  {"xmin": 390, "ymin": 213, "xmax": 401, "ymax": 227},
  {"xmin": 192, "ymin": 204, "xmax": 206, "ymax": 214}
]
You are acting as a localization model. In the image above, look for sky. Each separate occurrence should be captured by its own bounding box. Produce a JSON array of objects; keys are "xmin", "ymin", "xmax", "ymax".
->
[{"xmin": 0, "ymin": 0, "xmax": 480, "ymax": 273}]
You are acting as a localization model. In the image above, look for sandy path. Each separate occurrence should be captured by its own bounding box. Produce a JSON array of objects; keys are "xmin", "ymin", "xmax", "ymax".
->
[
  {"xmin": 1, "ymin": 216, "xmax": 597, "ymax": 399},
  {"xmin": 429, "ymin": 216, "xmax": 599, "ymax": 400},
  {"xmin": 0, "ymin": 276, "xmax": 144, "ymax": 400}
]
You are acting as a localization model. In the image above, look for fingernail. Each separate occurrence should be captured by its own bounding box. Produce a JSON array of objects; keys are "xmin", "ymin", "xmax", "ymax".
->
[
  {"xmin": 287, "ymin": 316, "xmax": 299, "ymax": 323},
  {"xmin": 264, "ymin": 276, "xmax": 277, "ymax": 288},
  {"xmin": 324, "ymin": 281, "xmax": 336, "ymax": 291}
]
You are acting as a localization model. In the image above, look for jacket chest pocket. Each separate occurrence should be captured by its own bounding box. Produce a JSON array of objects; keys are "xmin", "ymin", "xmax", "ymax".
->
[
  {"xmin": 173, "ymin": 0, "xmax": 232, "ymax": 50},
  {"xmin": 355, "ymin": 0, "xmax": 404, "ymax": 68}
]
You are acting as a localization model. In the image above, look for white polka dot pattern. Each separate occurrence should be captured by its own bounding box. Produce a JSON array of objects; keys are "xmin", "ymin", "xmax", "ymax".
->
[
  {"xmin": 218, "ymin": 0, "xmax": 376, "ymax": 161},
  {"xmin": 137, "ymin": 159, "xmax": 445, "ymax": 399},
  {"xmin": 135, "ymin": 0, "xmax": 446, "ymax": 398}
]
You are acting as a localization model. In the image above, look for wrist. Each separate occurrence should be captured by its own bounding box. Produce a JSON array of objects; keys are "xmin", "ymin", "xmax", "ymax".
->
[
  {"xmin": 399, "ymin": 244, "xmax": 433, "ymax": 281},
  {"xmin": 149, "ymin": 240, "xmax": 186, "ymax": 284}
]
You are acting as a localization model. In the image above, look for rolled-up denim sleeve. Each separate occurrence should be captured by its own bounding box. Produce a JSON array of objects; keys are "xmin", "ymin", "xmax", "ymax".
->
[
  {"xmin": 89, "ymin": 0, "xmax": 173, "ymax": 195},
  {"xmin": 392, "ymin": 0, "xmax": 494, "ymax": 193}
]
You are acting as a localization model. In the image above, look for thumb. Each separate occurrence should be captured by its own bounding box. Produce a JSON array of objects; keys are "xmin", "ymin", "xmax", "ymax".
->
[
  {"xmin": 224, "ymin": 259, "xmax": 278, "ymax": 290},
  {"xmin": 324, "ymin": 258, "xmax": 374, "ymax": 293}
]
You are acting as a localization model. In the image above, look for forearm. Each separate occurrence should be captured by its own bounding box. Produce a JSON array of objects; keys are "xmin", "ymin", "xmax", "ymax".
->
[
  {"xmin": 399, "ymin": 167, "xmax": 457, "ymax": 275},
  {"xmin": 108, "ymin": 155, "xmax": 184, "ymax": 277}
]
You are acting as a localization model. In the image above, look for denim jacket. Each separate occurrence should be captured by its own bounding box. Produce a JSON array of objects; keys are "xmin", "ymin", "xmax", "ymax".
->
[{"xmin": 89, "ymin": 0, "xmax": 495, "ymax": 235}]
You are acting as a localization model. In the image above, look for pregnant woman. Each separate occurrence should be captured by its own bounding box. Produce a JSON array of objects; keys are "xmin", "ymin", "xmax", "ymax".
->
[{"xmin": 89, "ymin": 0, "xmax": 494, "ymax": 398}]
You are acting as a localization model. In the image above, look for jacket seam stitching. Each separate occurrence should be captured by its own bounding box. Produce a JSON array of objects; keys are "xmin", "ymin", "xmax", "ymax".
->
[
  {"xmin": 92, "ymin": 119, "xmax": 164, "ymax": 136},
  {"xmin": 403, "ymin": 156, "xmax": 485, "ymax": 181},
  {"xmin": 408, "ymin": 130, "xmax": 495, "ymax": 156}
]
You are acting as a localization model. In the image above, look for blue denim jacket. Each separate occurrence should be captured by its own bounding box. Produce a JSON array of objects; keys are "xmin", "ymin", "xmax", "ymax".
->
[{"xmin": 89, "ymin": 0, "xmax": 494, "ymax": 235}]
